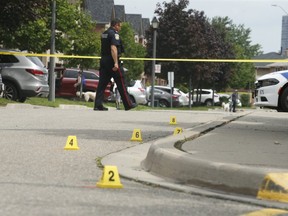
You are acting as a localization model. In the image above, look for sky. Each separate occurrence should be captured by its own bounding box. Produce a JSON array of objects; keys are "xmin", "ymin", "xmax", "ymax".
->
[{"xmin": 114, "ymin": 0, "xmax": 288, "ymax": 53}]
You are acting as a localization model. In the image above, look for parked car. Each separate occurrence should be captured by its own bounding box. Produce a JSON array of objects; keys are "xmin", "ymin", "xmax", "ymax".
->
[
  {"xmin": 254, "ymin": 70, "xmax": 288, "ymax": 112},
  {"xmin": 178, "ymin": 89, "xmax": 191, "ymax": 106},
  {"xmin": 0, "ymin": 50, "xmax": 49, "ymax": 102},
  {"xmin": 55, "ymin": 68, "xmax": 110, "ymax": 100},
  {"xmin": 192, "ymin": 89, "xmax": 220, "ymax": 106},
  {"xmin": 127, "ymin": 80, "xmax": 147, "ymax": 105},
  {"xmin": 146, "ymin": 86, "xmax": 180, "ymax": 107},
  {"xmin": 0, "ymin": 72, "xmax": 4, "ymax": 98},
  {"xmin": 153, "ymin": 85, "xmax": 190, "ymax": 106}
]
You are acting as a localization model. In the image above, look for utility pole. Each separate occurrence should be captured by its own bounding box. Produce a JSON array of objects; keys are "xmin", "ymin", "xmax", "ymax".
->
[{"xmin": 48, "ymin": 0, "xmax": 56, "ymax": 101}]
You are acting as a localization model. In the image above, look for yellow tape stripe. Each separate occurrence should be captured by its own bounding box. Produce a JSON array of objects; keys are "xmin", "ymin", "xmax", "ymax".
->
[{"xmin": 1, "ymin": 51, "xmax": 288, "ymax": 63}]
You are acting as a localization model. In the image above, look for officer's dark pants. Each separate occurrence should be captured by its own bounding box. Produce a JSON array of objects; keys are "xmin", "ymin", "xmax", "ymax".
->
[{"xmin": 94, "ymin": 56, "xmax": 132, "ymax": 110}]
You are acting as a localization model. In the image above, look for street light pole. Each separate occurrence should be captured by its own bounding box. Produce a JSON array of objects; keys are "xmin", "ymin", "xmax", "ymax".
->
[
  {"xmin": 150, "ymin": 17, "xmax": 159, "ymax": 108},
  {"xmin": 48, "ymin": 0, "xmax": 56, "ymax": 102},
  {"xmin": 272, "ymin": 4, "xmax": 288, "ymax": 15}
]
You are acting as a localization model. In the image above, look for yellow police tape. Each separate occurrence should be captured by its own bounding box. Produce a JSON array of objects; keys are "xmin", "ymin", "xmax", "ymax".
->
[{"xmin": 1, "ymin": 51, "xmax": 288, "ymax": 63}]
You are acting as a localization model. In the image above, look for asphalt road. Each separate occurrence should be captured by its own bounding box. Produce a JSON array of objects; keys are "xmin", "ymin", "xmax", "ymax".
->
[{"xmin": 0, "ymin": 104, "xmax": 284, "ymax": 216}]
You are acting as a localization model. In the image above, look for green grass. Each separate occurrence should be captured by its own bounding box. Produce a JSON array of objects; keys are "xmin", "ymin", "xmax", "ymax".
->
[
  {"xmin": 0, "ymin": 96, "xmax": 214, "ymax": 111},
  {"xmin": 0, "ymin": 98, "xmax": 12, "ymax": 106},
  {"xmin": 26, "ymin": 97, "xmax": 94, "ymax": 108}
]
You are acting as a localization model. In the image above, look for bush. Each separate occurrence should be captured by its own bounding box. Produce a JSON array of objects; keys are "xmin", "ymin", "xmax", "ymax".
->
[
  {"xmin": 240, "ymin": 93, "xmax": 251, "ymax": 107},
  {"xmin": 219, "ymin": 96, "xmax": 229, "ymax": 104}
]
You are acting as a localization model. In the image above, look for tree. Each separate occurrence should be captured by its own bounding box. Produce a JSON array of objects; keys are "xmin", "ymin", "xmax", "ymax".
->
[
  {"xmin": 0, "ymin": 0, "xmax": 100, "ymax": 70},
  {"xmin": 0, "ymin": 0, "xmax": 49, "ymax": 34},
  {"xmin": 0, "ymin": 0, "xmax": 50, "ymax": 50},
  {"xmin": 119, "ymin": 23, "xmax": 147, "ymax": 81},
  {"xmin": 145, "ymin": 0, "xmax": 235, "ymax": 92},
  {"xmin": 57, "ymin": 1, "xmax": 101, "ymax": 70},
  {"xmin": 211, "ymin": 17, "xmax": 262, "ymax": 90}
]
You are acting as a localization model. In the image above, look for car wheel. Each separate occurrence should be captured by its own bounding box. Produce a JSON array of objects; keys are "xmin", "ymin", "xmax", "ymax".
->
[
  {"xmin": 280, "ymin": 87, "xmax": 288, "ymax": 112},
  {"xmin": 18, "ymin": 96, "xmax": 27, "ymax": 103},
  {"xmin": 205, "ymin": 99, "xmax": 213, "ymax": 106},
  {"xmin": 3, "ymin": 82, "xmax": 18, "ymax": 101},
  {"xmin": 129, "ymin": 95, "xmax": 136, "ymax": 103},
  {"xmin": 159, "ymin": 99, "xmax": 169, "ymax": 107}
]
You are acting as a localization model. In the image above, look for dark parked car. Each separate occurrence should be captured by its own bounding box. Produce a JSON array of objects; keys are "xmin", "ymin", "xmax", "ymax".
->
[
  {"xmin": 146, "ymin": 86, "xmax": 180, "ymax": 107},
  {"xmin": 0, "ymin": 50, "xmax": 49, "ymax": 102},
  {"xmin": 55, "ymin": 68, "xmax": 110, "ymax": 100}
]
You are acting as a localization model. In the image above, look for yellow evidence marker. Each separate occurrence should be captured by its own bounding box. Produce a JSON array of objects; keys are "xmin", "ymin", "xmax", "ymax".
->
[
  {"xmin": 130, "ymin": 129, "xmax": 142, "ymax": 141},
  {"xmin": 173, "ymin": 127, "xmax": 183, "ymax": 135},
  {"xmin": 96, "ymin": 166, "xmax": 123, "ymax": 189},
  {"xmin": 64, "ymin": 135, "xmax": 79, "ymax": 150},
  {"xmin": 169, "ymin": 116, "xmax": 177, "ymax": 125},
  {"xmin": 257, "ymin": 173, "xmax": 288, "ymax": 203}
]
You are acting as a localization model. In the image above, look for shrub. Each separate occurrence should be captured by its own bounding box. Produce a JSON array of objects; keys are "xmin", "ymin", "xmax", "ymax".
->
[
  {"xmin": 240, "ymin": 93, "xmax": 251, "ymax": 107},
  {"xmin": 219, "ymin": 96, "xmax": 229, "ymax": 104}
]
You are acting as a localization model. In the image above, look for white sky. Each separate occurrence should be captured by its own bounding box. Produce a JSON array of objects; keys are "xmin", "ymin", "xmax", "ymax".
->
[{"xmin": 114, "ymin": 0, "xmax": 288, "ymax": 53}]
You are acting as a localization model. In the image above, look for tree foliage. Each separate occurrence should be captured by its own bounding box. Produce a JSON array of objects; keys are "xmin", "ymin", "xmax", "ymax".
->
[
  {"xmin": 0, "ymin": 0, "xmax": 146, "ymax": 75},
  {"xmin": 145, "ymin": 0, "xmax": 261, "ymax": 91},
  {"xmin": 119, "ymin": 23, "xmax": 147, "ymax": 81},
  {"xmin": 211, "ymin": 17, "xmax": 262, "ymax": 89},
  {"xmin": 0, "ymin": 0, "xmax": 49, "ymax": 34},
  {"xmin": 0, "ymin": 0, "xmax": 100, "ymax": 70},
  {"xmin": 56, "ymin": 1, "xmax": 101, "ymax": 70}
]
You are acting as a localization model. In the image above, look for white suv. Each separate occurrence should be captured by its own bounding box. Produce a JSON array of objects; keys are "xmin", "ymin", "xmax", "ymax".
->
[
  {"xmin": 127, "ymin": 80, "xmax": 147, "ymax": 105},
  {"xmin": 192, "ymin": 89, "xmax": 220, "ymax": 106}
]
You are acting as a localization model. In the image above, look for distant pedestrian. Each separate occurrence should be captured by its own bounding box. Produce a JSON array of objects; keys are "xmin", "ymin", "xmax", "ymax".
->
[
  {"xmin": 74, "ymin": 70, "xmax": 86, "ymax": 99},
  {"xmin": 74, "ymin": 71, "xmax": 82, "ymax": 92},
  {"xmin": 94, "ymin": 18, "xmax": 137, "ymax": 111},
  {"xmin": 230, "ymin": 90, "xmax": 238, "ymax": 112}
]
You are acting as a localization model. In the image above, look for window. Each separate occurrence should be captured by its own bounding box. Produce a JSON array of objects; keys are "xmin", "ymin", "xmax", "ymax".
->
[
  {"xmin": 64, "ymin": 69, "xmax": 78, "ymax": 78},
  {"xmin": 84, "ymin": 72, "xmax": 99, "ymax": 80},
  {"xmin": 0, "ymin": 55, "xmax": 19, "ymax": 64},
  {"xmin": 27, "ymin": 56, "xmax": 45, "ymax": 68}
]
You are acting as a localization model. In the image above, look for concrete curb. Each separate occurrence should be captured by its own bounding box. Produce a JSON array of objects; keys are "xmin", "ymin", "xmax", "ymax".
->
[
  {"xmin": 102, "ymin": 112, "xmax": 288, "ymax": 208},
  {"xmin": 141, "ymin": 131, "xmax": 285, "ymax": 197},
  {"xmin": 4, "ymin": 103, "xmax": 53, "ymax": 109}
]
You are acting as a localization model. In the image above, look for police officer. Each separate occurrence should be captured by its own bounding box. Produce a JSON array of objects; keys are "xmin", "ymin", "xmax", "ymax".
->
[{"xmin": 94, "ymin": 18, "xmax": 137, "ymax": 111}]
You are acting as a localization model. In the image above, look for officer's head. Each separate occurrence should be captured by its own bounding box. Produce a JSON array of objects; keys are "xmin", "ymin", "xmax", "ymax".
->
[{"xmin": 111, "ymin": 18, "xmax": 122, "ymax": 31}]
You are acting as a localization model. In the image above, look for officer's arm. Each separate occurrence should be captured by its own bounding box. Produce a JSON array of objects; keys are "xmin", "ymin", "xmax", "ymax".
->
[{"xmin": 111, "ymin": 45, "xmax": 119, "ymax": 69}]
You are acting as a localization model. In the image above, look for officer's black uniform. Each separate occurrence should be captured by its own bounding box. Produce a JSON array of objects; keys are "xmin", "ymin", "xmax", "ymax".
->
[{"xmin": 94, "ymin": 26, "xmax": 134, "ymax": 111}]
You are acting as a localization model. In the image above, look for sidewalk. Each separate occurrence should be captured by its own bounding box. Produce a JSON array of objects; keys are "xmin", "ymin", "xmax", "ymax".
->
[{"xmin": 102, "ymin": 109, "xmax": 288, "ymax": 209}]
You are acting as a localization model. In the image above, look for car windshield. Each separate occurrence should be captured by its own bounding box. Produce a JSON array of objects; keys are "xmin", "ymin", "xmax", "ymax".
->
[{"xmin": 128, "ymin": 80, "xmax": 136, "ymax": 87}]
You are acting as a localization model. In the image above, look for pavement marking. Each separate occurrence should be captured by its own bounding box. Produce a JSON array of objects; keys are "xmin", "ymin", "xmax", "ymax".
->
[
  {"xmin": 241, "ymin": 209, "xmax": 288, "ymax": 216},
  {"xmin": 257, "ymin": 173, "xmax": 288, "ymax": 203}
]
